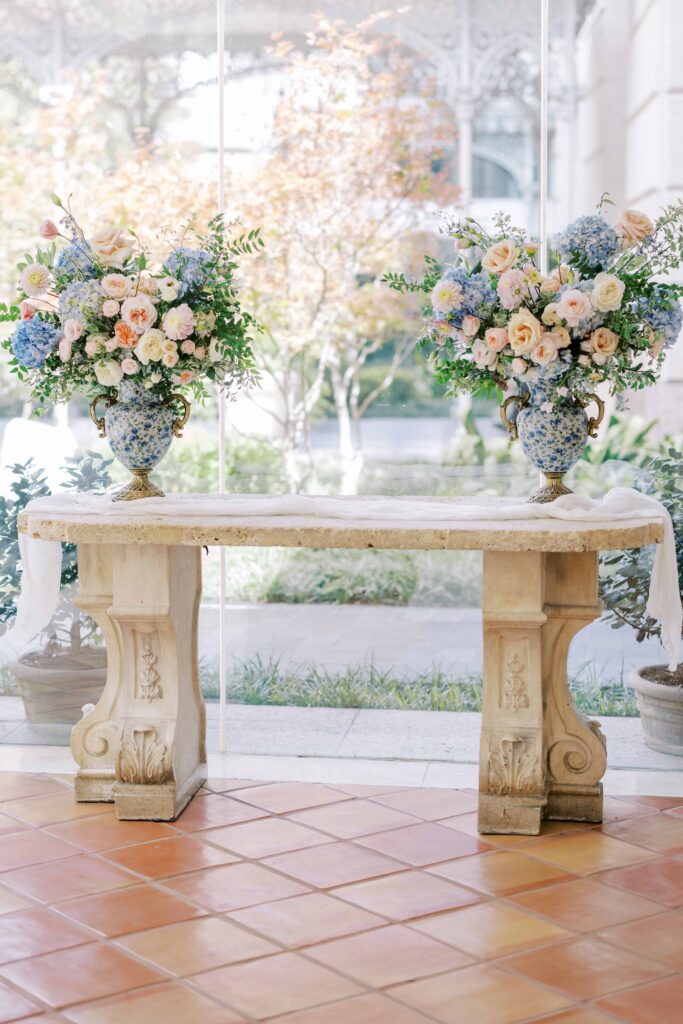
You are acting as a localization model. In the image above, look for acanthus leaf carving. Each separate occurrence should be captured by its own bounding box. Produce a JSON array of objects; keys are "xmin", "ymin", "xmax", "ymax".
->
[
  {"xmin": 118, "ymin": 725, "xmax": 170, "ymax": 785},
  {"xmin": 487, "ymin": 735, "xmax": 538, "ymax": 795}
]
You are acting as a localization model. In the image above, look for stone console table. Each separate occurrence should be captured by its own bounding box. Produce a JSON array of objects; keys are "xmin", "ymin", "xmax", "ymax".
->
[{"xmin": 19, "ymin": 495, "xmax": 663, "ymax": 832}]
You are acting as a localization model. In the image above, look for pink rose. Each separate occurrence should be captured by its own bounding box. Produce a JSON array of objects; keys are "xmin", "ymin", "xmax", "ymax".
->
[
  {"xmin": 39, "ymin": 219, "xmax": 59, "ymax": 240},
  {"xmin": 58, "ymin": 337, "xmax": 72, "ymax": 362},
  {"xmin": 461, "ymin": 315, "xmax": 480, "ymax": 339},
  {"xmin": 20, "ymin": 300, "xmax": 35, "ymax": 320},
  {"xmin": 63, "ymin": 319, "xmax": 84, "ymax": 342},
  {"xmin": 102, "ymin": 299, "xmax": 120, "ymax": 317},
  {"xmin": 105, "ymin": 337, "xmax": 119, "ymax": 352},
  {"xmin": 511, "ymin": 357, "xmax": 528, "ymax": 375},
  {"xmin": 121, "ymin": 357, "xmax": 139, "ymax": 375},
  {"xmin": 557, "ymin": 289, "xmax": 592, "ymax": 326},
  {"xmin": 180, "ymin": 339, "xmax": 196, "ymax": 354},
  {"xmin": 162, "ymin": 302, "xmax": 195, "ymax": 341},
  {"xmin": 193, "ymin": 346, "xmax": 206, "ymax": 360},
  {"xmin": 84, "ymin": 339, "xmax": 99, "ymax": 357},
  {"xmin": 484, "ymin": 327, "xmax": 509, "ymax": 352}
]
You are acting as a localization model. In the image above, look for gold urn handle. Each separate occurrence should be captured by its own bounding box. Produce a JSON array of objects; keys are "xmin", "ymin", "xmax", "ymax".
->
[
  {"xmin": 166, "ymin": 393, "xmax": 191, "ymax": 438},
  {"xmin": 584, "ymin": 392, "xmax": 605, "ymax": 439},
  {"xmin": 499, "ymin": 391, "xmax": 529, "ymax": 440},
  {"xmin": 89, "ymin": 394, "xmax": 115, "ymax": 439}
]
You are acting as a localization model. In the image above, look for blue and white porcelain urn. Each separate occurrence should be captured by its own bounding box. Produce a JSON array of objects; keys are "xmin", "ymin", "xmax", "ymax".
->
[
  {"xmin": 500, "ymin": 382, "xmax": 604, "ymax": 503},
  {"xmin": 90, "ymin": 381, "xmax": 190, "ymax": 501}
]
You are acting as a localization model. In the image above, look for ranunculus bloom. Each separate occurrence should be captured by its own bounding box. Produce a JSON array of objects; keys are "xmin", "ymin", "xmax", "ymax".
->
[
  {"xmin": 94, "ymin": 359, "xmax": 124, "ymax": 387},
  {"xmin": 162, "ymin": 302, "xmax": 195, "ymax": 341},
  {"xmin": 39, "ymin": 219, "xmax": 59, "ymax": 240},
  {"xmin": 20, "ymin": 263, "xmax": 50, "ymax": 297},
  {"xmin": 461, "ymin": 315, "xmax": 480, "ymax": 339},
  {"xmin": 180, "ymin": 339, "xmax": 196, "ymax": 354},
  {"xmin": 194, "ymin": 345, "xmax": 207, "ymax": 360},
  {"xmin": 484, "ymin": 327, "xmax": 509, "ymax": 352},
  {"xmin": 20, "ymin": 300, "xmax": 35, "ymax": 319},
  {"xmin": 134, "ymin": 328, "xmax": 166, "ymax": 364},
  {"xmin": 482, "ymin": 238, "xmax": 518, "ymax": 275},
  {"xmin": 101, "ymin": 273, "xmax": 130, "ymax": 299},
  {"xmin": 102, "ymin": 299, "xmax": 120, "ymax": 317},
  {"xmin": 498, "ymin": 269, "xmax": 528, "ymax": 311},
  {"xmin": 63, "ymin": 319, "xmax": 84, "ymax": 343},
  {"xmin": 507, "ymin": 307, "xmax": 543, "ymax": 355},
  {"xmin": 121, "ymin": 294, "xmax": 157, "ymax": 334},
  {"xmin": 557, "ymin": 288, "xmax": 592, "ymax": 326},
  {"xmin": 114, "ymin": 321, "xmax": 138, "ymax": 349},
  {"xmin": 121, "ymin": 357, "xmax": 139, "ymax": 375},
  {"xmin": 58, "ymin": 337, "xmax": 72, "ymax": 362},
  {"xmin": 590, "ymin": 325, "xmax": 619, "ymax": 357},
  {"xmin": 90, "ymin": 225, "xmax": 134, "ymax": 268},
  {"xmin": 472, "ymin": 338, "xmax": 498, "ymax": 369},
  {"xmin": 616, "ymin": 209, "xmax": 654, "ymax": 248},
  {"xmin": 590, "ymin": 272, "xmax": 625, "ymax": 313},
  {"xmin": 530, "ymin": 336, "xmax": 559, "ymax": 365}
]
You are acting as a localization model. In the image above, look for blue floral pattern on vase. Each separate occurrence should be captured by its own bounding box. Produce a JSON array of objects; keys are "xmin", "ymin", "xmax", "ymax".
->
[
  {"xmin": 517, "ymin": 382, "xmax": 589, "ymax": 476},
  {"xmin": 104, "ymin": 381, "xmax": 177, "ymax": 473}
]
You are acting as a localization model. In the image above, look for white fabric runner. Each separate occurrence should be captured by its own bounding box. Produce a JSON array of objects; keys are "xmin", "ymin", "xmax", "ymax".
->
[{"xmin": 3, "ymin": 486, "xmax": 680, "ymax": 670}]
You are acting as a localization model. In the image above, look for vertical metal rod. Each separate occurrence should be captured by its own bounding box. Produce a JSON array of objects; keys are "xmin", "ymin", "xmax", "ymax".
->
[
  {"xmin": 217, "ymin": 0, "xmax": 227, "ymax": 754},
  {"xmin": 539, "ymin": 0, "xmax": 550, "ymax": 276}
]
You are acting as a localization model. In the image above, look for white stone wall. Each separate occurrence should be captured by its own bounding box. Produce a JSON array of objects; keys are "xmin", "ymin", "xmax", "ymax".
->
[{"xmin": 574, "ymin": 0, "xmax": 683, "ymax": 428}]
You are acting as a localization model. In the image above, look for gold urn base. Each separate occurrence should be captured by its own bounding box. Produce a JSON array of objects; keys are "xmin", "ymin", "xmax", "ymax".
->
[
  {"xmin": 112, "ymin": 469, "xmax": 165, "ymax": 502},
  {"xmin": 527, "ymin": 472, "xmax": 572, "ymax": 504}
]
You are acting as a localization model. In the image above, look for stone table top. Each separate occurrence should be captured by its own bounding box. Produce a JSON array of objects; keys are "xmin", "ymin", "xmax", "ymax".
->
[{"xmin": 19, "ymin": 493, "xmax": 664, "ymax": 552}]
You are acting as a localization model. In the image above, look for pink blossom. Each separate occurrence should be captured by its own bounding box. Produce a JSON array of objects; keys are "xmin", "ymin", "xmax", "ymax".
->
[
  {"xmin": 484, "ymin": 327, "xmax": 509, "ymax": 352},
  {"xmin": 63, "ymin": 319, "xmax": 84, "ymax": 342},
  {"xmin": 193, "ymin": 346, "xmax": 207, "ymax": 360},
  {"xmin": 461, "ymin": 315, "xmax": 480, "ymax": 339},
  {"xmin": 19, "ymin": 300, "xmax": 35, "ymax": 319},
  {"xmin": 84, "ymin": 339, "xmax": 99, "ymax": 357},
  {"xmin": 162, "ymin": 302, "xmax": 195, "ymax": 340},
  {"xmin": 173, "ymin": 370, "xmax": 196, "ymax": 385},
  {"xmin": 39, "ymin": 219, "xmax": 59, "ymax": 240},
  {"xmin": 102, "ymin": 299, "xmax": 120, "ymax": 317},
  {"xmin": 180, "ymin": 338, "xmax": 196, "ymax": 355},
  {"xmin": 121, "ymin": 357, "xmax": 139, "ymax": 374},
  {"xmin": 105, "ymin": 337, "xmax": 119, "ymax": 352},
  {"xmin": 58, "ymin": 337, "xmax": 72, "ymax": 362},
  {"xmin": 497, "ymin": 269, "xmax": 528, "ymax": 311},
  {"xmin": 557, "ymin": 288, "xmax": 592, "ymax": 327}
]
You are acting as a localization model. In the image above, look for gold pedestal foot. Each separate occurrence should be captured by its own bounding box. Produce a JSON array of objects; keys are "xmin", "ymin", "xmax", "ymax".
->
[
  {"xmin": 528, "ymin": 472, "xmax": 572, "ymax": 504},
  {"xmin": 113, "ymin": 469, "xmax": 165, "ymax": 502}
]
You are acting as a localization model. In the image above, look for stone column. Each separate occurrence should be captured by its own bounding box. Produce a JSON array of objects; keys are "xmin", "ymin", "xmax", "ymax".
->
[
  {"xmin": 72, "ymin": 542, "xmax": 206, "ymax": 820},
  {"xmin": 479, "ymin": 549, "xmax": 606, "ymax": 834}
]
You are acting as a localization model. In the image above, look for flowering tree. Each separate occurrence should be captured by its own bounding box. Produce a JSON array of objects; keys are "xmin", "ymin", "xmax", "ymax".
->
[{"xmin": 238, "ymin": 16, "xmax": 460, "ymax": 491}]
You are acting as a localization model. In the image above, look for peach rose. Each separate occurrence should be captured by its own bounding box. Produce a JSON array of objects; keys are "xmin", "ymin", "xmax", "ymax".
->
[
  {"xmin": 461, "ymin": 315, "xmax": 480, "ymax": 338},
  {"xmin": 180, "ymin": 339, "xmax": 196, "ymax": 355},
  {"xmin": 173, "ymin": 370, "xmax": 196, "ymax": 385},
  {"xmin": 507, "ymin": 307, "xmax": 543, "ymax": 355},
  {"xmin": 511, "ymin": 357, "xmax": 528, "ymax": 375},
  {"xmin": 484, "ymin": 327, "xmax": 509, "ymax": 352},
  {"xmin": 530, "ymin": 336, "xmax": 559, "ymax": 365},
  {"xmin": 120, "ymin": 294, "xmax": 157, "ymax": 334},
  {"xmin": 100, "ymin": 273, "xmax": 130, "ymax": 299},
  {"xmin": 540, "ymin": 264, "xmax": 572, "ymax": 294},
  {"xmin": 544, "ymin": 326, "xmax": 571, "ymax": 349},
  {"xmin": 482, "ymin": 238, "xmax": 519, "ymax": 275},
  {"xmin": 557, "ymin": 288, "xmax": 592, "ymax": 326},
  {"xmin": 193, "ymin": 345, "xmax": 207, "ymax": 360},
  {"xmin": 102, "ymin": 300, "xmax": 120, "ymax": 317},
  {"xmin": 589, "ymin": 326, "xmax": 619, "ymax": 357},
  {"xmin": 114, "ymin": 321, "xmax": 139, "ymax": 349},
  {"xmin": 617, "ymin": 209, "xmax": 654, "ymax": 247},
  {"xmin": 162, "ymin": 349, "xmax": 179, "ymax": 368},
  {"xmin": 472, "ymin": 338, "xmax": 498, "ymax": 369},
  {"xmin": 89, "ymin": 225, "xmax": 134, "ymax": 268}
]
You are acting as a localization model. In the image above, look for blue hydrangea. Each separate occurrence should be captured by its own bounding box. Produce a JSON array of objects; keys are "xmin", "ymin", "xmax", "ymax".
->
[
  {"xmin": 441, "ymin": 267, "xmax": 496, "ymax": 326},
  {"xmin": 164, "ymin": 247, "xmax": 212, "ymax": 297},
  {"xmin": 637, "ymin": 289, "xmax": 683, "ymax": 348},
  {"xmin": 554, "ymin": 215, "xmax": 620, "ymax": 272},
  {"xmin": 59, "ymin": 280, "xmax": 103, "ymax": 324},
  {"xmin": 11, "ymin": 317, "xmax": 59, "ymax": 368},
  {"xmin": 54, "ymin": 242, "xmax": 97, "ymax": 279}
]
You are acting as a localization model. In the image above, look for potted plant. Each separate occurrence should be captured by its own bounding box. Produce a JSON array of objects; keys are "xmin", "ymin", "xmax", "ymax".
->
[
  {"xmin": 0, "ymin": 452, "xmax": 113, "ymax": 724},
  {"xmin": 601, "ymin": 448, "xmax": 683, "ymax": 754}
]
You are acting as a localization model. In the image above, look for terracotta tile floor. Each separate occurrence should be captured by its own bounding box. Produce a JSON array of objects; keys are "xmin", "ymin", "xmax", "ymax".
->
[{"xmin": 0, "ymin": 774, "xmax": 681, "ymax": 1022}]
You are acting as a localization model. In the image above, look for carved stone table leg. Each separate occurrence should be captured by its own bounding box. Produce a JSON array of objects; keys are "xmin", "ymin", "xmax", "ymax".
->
[
  {"xmin": 73, "ymin": 542, "xmax": 206, "ymax": 821},
  {"xmin": 478, "ymin": 549, "xmax": 606, "ymax": 835}
]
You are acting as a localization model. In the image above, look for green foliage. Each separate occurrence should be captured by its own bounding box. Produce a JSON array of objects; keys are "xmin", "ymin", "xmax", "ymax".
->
[
  {"xmin": 265, "ymin": 548, "xmax": 418, "ymax": 605},
  {"xmin": 601, "ymin": 447, "xmax": 683, "ymax": 643}
]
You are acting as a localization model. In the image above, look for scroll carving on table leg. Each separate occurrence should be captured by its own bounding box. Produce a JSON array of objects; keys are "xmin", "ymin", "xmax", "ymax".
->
[{"xmin": 541, "ymin": 551, "xmax": 606, "ymax": 822}]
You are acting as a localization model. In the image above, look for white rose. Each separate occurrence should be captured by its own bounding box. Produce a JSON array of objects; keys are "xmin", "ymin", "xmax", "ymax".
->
[
  {"xmin": 482, "ymin": 238, "xmax": 519, "ymax": 275},
  {"xmin": 134, "ymin": 327, "xmax": 166, "ymax": 365},
  {"xmin": 541, "ymin": 303, "xmax": 561, "ymax": 326},
  {"xmin": 100, "ymin": 273, "xmax": 131, "ymax": 299},
  {"xmin": 590, "ymin": 272, "xmax": 625, "ymax": 313},
  {"xmin": 617, "ymin": 209, "xmax": 654, "ymax": 248},
  {"xmin": 94, "ymin": 359, "xmax": 124, "ymax": 387},
  {"xmin": 507, "ymin": 307, "xmax": 543, "ymax": 355},
  {"xmin": 89, "ymin": 225, "xmax": 134, "ymax": 268}
]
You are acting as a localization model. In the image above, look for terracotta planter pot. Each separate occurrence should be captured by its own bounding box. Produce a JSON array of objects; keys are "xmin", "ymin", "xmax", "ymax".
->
[
  {"xmin": 9, "ymin": 647, "xmax": 106, "ymax": 726},
  {"xmin": 629, "ymin": 666, "xmax": 683, "ymax": 756}
]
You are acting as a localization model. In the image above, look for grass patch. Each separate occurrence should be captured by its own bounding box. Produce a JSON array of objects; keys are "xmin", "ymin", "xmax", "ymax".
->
[{"xmin": 200, "ymin": 655, "xmax": 638, "ymax": 716}]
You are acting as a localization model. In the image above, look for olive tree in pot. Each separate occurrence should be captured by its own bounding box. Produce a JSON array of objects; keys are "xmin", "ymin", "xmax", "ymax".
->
[
  {"xmin": 0, "ymin": 453, "xmax": 112, "ymax": 724},
  {"xmin": 601, "ymin": 448, "xmax": 683, "ymax": 755}
]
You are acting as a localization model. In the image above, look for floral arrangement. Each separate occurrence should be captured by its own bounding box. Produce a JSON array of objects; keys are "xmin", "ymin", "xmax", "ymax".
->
[
  {"xmin": 1, "ymin": 196, "xmax": 263, "ymax": 406},
  {"xmin": 384, "ymin": 198, "xmax": 683, "ymax": 405}
]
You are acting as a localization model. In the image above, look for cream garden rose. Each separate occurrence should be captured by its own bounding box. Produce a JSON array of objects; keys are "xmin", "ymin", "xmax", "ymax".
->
[
  {"xmin": 507, "ymin": 307, "xmax": 542, "ymax": 355},
  {"xmin": 590, "ymin": 272, "xmax": 625, "ymax": 313},
  {"xmin": 544, "ymin": 326, "xmax": 571, "ymax": 349},
  {"xmin": 121, "ymin": 294, "xmax": 158, "ymax": 334},
  {"xmin": 134, "ymin": 327, "xmax": 166, "ymax": 364},
  {"xmin": 94, "ymin": 359, "xmax": 124, "ymax": 387},
  {"xmin": 100, "ymin": 273, "xmax": 130, "ymax": 299},
  {"xmin": 589, "ymin": 326, "xmax": 619, "ymax": 358},
  {"xmin": 556, "ymin": 288, "xmax": 592, "ymax": 326},
  {"xmin": 482, "ymin": 238, "xmax": 518, "ymax": 275},
  {"xmin": 89, "ymin": 225, "xmax": 134, "ymax": 268},
  {"xmin": 617, "ymin": 209, "xmax": 654, "ymax": 248}
]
